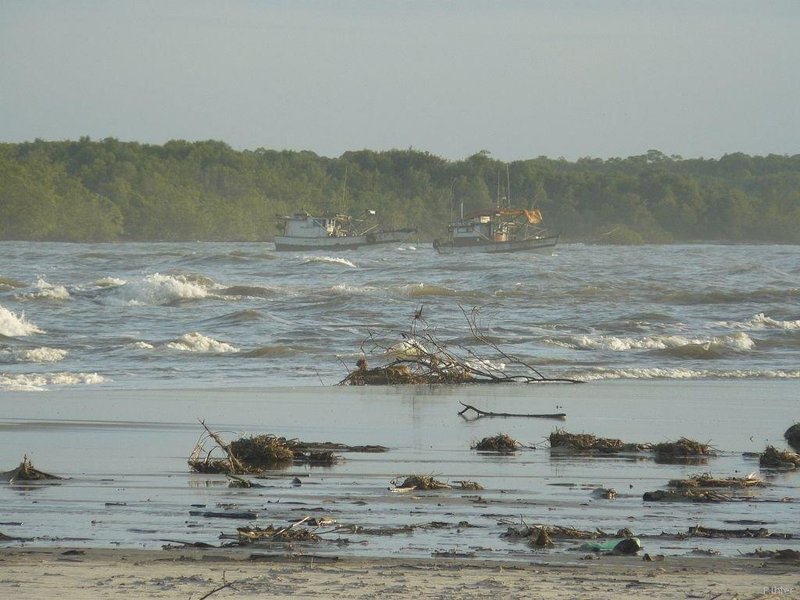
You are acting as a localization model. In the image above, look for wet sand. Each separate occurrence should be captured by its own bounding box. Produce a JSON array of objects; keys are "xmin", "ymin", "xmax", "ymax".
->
[
  {"xmin": 1, "ymin": 381, "xmax": 799, "ymax": 597},
  {"xmin": 1, "ymin": 547, "xmax": 798, "ymax": 599}
]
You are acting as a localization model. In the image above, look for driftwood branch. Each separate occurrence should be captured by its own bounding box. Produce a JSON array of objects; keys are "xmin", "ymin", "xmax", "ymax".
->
[
  {"xmin": 198, "ymin": 420, "xmax": 245, "ymax": 473},
  {"xmin": 198, "ymin": 577, "xmax": 237, "ymax": 600},
  {"xmin": 458, "ymin": 402, "xmax": 566, "ymax": 420}
]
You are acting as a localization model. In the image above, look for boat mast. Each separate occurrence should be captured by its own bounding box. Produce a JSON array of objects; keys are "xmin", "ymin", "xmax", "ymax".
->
[{"xmin": 506, "ymin": 164, "xmax": 511, "ymax": 208}]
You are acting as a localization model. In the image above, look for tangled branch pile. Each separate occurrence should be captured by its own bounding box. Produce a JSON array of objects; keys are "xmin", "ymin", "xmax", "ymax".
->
[
  {"xmin": 472, "ymin": 433, "xmax": 521, "ymax": 452},
  {"xmin": 548, "ymin": 429, "xmax": 643, "ymax": 454},
  {"xmin": 667, "ymin": 473, "xmax": 765, "ymax": 489},
  {"xmin": 339, "ymin": 306, "xmax": 582, "ymax": 386},
  {"xmin": 188, "ymin": 422, "xmax": 383, "ymax": 474},
  {"xmin": 236, "ymin": 524, "xmax": 321, "ymax": 544},
  {"xmin": 759, "ymin": 445, "xmax": 800, "ymax": 470},
  {"xmin": 643, "ymin": 489, "xmax": 731, "ymax": 502},
  {"xmin": 391, "ymin": 475, "xmax": 451, "ymax": 490},
  {"xmin": 653, "ymin": 438, "xmax": 715, "ymax": 462}
]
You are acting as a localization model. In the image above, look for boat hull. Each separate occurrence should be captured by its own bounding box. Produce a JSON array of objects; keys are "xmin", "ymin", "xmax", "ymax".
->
[
  {"xmin": 274, "ymin": 229, "xmax": 416, "ymax": 251},
  {"xmin": 433, "ymin": 234, "xmax": 559, "ymax": 255}
]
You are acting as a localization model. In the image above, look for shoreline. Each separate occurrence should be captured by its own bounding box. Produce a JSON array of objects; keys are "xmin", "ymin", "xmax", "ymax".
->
[{"xmin": 1, "ymin": 547, "xmax": 797, "ymax": 599}]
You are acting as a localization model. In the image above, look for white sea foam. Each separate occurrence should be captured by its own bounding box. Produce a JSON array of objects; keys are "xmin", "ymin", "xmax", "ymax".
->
[
  {"xmin": 17, "ymin": 347, "xmax": 68, "ymax": 363},
  {"xmin": 0, "ymin": 305, "xmax": 43, "ymax": 336},
  {"xmin": 0, "ymin": 372, "xmax": 106, "ymax": 392},
  {"xmin": 121, "ymin": 273, "xmax": 213, "ymax": 305},
  {"xmin": 166, "ymin": 332, "xmax": 240, "ymax": 353},
  {"xmin": 747, "ymin": 313, "xmax": 800, "ymax": 330},
  {"xmin": 549, "ymin": 332, "xmax": 754, "ymax": 353},
  {"xmin": 330, "ymin": 283, "xmax": 375, "ymax": 295},
  {"xmin": 302, "ymin": 256, "xmax": 357, "ymax": 268},
  {"xmin": 95, "ymin": 277, "xmax": 126, "ymax": 287},
  {"xmin": 131, "ymin": 341, "xmax": 155, "ymax": 349},
  {"xmin": 574, "ymin": 367, "xmax": 800, "ymax": 381},
  {"xmin": 19, "ymin": 278, "xmax": 71, "ymax": 301}
]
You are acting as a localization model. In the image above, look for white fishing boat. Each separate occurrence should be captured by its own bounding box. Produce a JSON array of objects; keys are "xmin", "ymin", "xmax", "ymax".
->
[
  {"xmin": 433, "ymin": 207, "xmax": 559, "ymax": 254},
  {"xmin": 274, "ymin": 211, "xmax": 416, "ymax": 251}
]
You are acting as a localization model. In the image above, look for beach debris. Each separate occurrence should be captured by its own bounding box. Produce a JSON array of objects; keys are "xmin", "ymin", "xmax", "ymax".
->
[
  {"xmin": 190, "ymin": 509, "xmax": 260, "ymax": 520},
  {"xmin": 667, "ymin": 472, "xmax": 766, "ymax": 489},
  {"xmin": 472, "ymin": 433, "xmax": 522, "ymax": 453},
  {"xmin": 391, "ymin": 475, "xmax": 451, "ymax": 491},
  {"xmin": 759, "ymin": 445, "xmax": 800, "ymax": 470},
  {"xmin": 548, "ymin": 429, "xmax": 644, "ymax": 454},
  {"xmin": 577, "ymin": 537, "xmax": 641, "ymax": 555},
  {"xmin": 458, "ymin": 402, "xmax": 566, "ymax": 420},
  {"xmin": 590, "ymin": 487, "xmax": 617, "ymax": 499},
  {"xmin": 744, "ymin": 548, "xmax": 800, "ymax": 561},
  {"xmin": 643, "ymin": 489, "xmax": 731, "ymax": 502},
  {"xmin": 642, "ymin": 553, "xmax": 665, "ymax": 562},
  {"xmin": 339, "ymin": 305, "xmax": 582, "ymax": 385},
  {"xmin": 501, "ymin": 522, "xmax": 626, "ymax": 542},
  {"xmin": 653, "ymin": 438, "xmax": 716, "ymax": 463},
  {"xmin": 189, "ymin": 421, "xmax": 384, "ymax": 474},
  {"xmin": 226, "ymin": 474, "xmax": 265, "ymax": 488},
  {"xmin": 1, "ymin": 456, "xmax": 63, "ymax": 483},
  {"xmin": 684, "ymin": 525, "xmax": 793, "ymax": 539},
  {"xmin": 785, "ymin": 423, "xmax": 800, "ymax": 451},
  {"xmin": 161, "ymin": 539, "xmax": 217, "ymax": 549},
  {"xmin": 236, "ymin": 516, "xmax": 321, "ymax": 544},
  {"xmin": 453, "ymin": 480, "xmax": 484, "ymax": 490}
]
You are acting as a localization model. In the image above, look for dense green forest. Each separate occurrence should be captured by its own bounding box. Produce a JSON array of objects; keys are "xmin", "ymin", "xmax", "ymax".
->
[{"xmin": 1, "ymin": 138, "xmax": 799, "ymax": 243}]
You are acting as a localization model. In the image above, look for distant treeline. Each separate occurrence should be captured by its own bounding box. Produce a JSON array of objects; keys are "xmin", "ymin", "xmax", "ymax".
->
[{"xmin": 1, "ymin": 138, "xmax": 799, "ymax": 243}]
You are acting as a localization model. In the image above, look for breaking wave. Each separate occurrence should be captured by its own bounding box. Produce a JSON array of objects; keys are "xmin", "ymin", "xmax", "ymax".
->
[
  {"xmin": 547, "ymin": 332, "xmax": 754, "ymax": 356},
  {"xmin": 570, "ymin": 367, "xmax": 800, "ymax": 381},
  {"xmin": 115, "ymin": 273, "xmax": 217, "ymax": 305},
  {"xmin": 0, "ymin": 305, "xmax": 43, "ymax": 336},
  {"xmin": 725, "ymin": 313, "xmax": 800, "ymax": 330},
  {"xmin": 19, "ymin": 278, "xmax": 70, "ymax": 301},
  {"xmin": 166, "ymin": 332, "xmax": 240, "ymax": 353},
  {"xmin": 9, "ymin": 347, "xmax": 68, "ymax": 363},
  {"xmin": 0, "ymin": 371, "xmax": 106, "ymax": 392},
  {"xmin": 301, "ymin": 256, "xmax": 357, "ymax": 268}
]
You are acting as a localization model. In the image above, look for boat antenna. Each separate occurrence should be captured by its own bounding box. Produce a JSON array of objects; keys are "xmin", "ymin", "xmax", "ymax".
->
[
  {"xmin": 341, "ymin": 166, "xmax": 348, "ymax": 212},
  {"xmin": 506, "ymin": 164, "xmax": 511, "ymax": 208}
]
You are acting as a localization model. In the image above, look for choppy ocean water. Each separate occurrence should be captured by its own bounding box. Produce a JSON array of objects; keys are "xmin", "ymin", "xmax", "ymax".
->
[
  {"xmin": 1, "ymin": 241, "xmax": 799, "ymax": 556},
  {"xmin": 1, "ymin": 241, "xmax": 799, "ymax": 391}
]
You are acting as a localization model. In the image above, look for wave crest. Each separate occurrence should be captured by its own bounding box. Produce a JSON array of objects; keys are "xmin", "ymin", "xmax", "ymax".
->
[
  {"xmin": 301, "ymin": 256, "xmax": 357, "ymax": 268},
  {"xmin": 0, "ymin": 372, "xmax": 105, "ymax": 392},
  {"xmin": 0, "ymin": 305, "xmax": 43, "ymax": 336},
  {"xmin": 166, "ymin": 332, "xmax": 240, "ymax": 353},
  {"xmin": 548, "ymin": 332, "xmax": 755, "ymax": 356}
]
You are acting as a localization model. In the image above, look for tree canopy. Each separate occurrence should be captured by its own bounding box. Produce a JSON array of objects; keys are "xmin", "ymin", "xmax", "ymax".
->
[{"xmin": 1, "ymin": 138, "xmax": 798, "ymax": 243}]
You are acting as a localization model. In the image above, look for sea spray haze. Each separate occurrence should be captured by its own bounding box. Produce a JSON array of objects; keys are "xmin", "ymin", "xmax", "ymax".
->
[{"xmin": 1, "ymin": 241, "xmax": 799, "ymax": 391}]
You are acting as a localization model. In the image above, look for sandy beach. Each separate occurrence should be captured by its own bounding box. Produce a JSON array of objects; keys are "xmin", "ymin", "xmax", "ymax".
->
[
  {"xmin": 2, "ymin": 382, "xmax": 799, "ymax": 598},
  {"xmin": 1, "ymin": 547, "xmax": 798, "ymax": 600}
]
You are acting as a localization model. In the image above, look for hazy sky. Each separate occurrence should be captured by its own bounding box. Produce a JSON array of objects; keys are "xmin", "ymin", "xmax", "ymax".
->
[{"xmin": 2, "ymin": 1, "xmax": 798, "ymax": 161}]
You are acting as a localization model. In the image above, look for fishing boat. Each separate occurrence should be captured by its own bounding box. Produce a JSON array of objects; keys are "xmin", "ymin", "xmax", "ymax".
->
[
  {"xmin": 433, "ymin": 206, "xmax": 559, "ymax": 254},
  {"xmin": 274, "ymin": 210, "xmax": 416, "ymax": 251}
]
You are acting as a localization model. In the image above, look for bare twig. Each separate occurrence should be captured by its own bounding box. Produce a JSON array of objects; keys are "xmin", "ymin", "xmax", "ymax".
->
[
  {"xmin": 197, "ymin": 572, "xmax": 237, "ymax": 600},
  {"xmin": 458, "ymin": 402, "xmax": 566, "ymax": 420}
]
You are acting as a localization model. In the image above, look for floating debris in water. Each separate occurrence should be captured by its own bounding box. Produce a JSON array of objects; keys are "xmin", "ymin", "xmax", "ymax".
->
[
  {"xmin": 759, "ymin": 445, "xmax": 800, "ymax": 470},
  {"xmin": 472, "ymin": 433, "xmax": 521, "ymax": 452}
]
